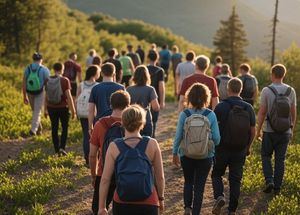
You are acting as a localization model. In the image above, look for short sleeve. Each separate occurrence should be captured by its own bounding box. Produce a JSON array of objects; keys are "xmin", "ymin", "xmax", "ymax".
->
[
  {"xmin": 175, "ymin": 64, "xmax": 180, "ymax": 75},
  {"xmin": 260, "ymin": 87, "xmax": 268, "ymax": 108},
  {"xmin": 43, "ymin": 67, "xmax": 50, "ymax": 80},
  {"xmin": 211, "ymin": 78, "xmax": 219, "ymax": 97},
  {"xmin": 290, "ymin": 87, "xmax": 297, "ymax": 106},
  {"xmin": 89, "ymin": 86, "xmax": 96, "ymax": 103},
  {"xmin": 247, "ymin": 105, "xmax": 256, "ymax": 126},
  {"xmin": 179, "ymin": 79, "xmax": 188, "ymax": 96},
  {"xmin": 158, "ymin": 69, "xmax": 164, "ymax": 82},
  {"xmin": 149, "ymin": 87, "xmax": 158, "ymax": 101}
]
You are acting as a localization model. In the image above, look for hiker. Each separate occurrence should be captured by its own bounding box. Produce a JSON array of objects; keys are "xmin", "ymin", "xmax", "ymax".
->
[
  {"xmin": 127, "ymin": 66, "xmax": 160, "ymax": 137},
  {"xmin": 215, "ymin": 64, "xmax": 232, "ymax": 101},
  {"xmin": 92, "ymin": 55, "xmax": 103, "ymax": 82},
  {"xmin": 173, "ymin": 83, "xmax": 220, "ymax": 215},
  {"xmin": 136, "ymin": 45, "xmax": 145, "ymax": 64},
  {"xmin": 104, "ymin": 48, "xmax": 122, "ymax": 83},
  {"xmin": 87, "ymin": 49, "xmax": 97, "ymax": 67},
  {"xmin": 256, "ymin": 64, "xmax": 297, "ymax": 195},
  {"xmin": 147, "ymin": 50, "xmax": 165, "ymax": 137},
  {"xmin": 90, "ymin": 90, "xmax": 131, "ymax": 215},
  {"xmin": 119, "ymin": 50, "xmax": 135, "ymax": 87},
  {"xmin": 171, "ymin": 45, "xmax": 183, "ymax": 95},
  {"xmin": 212, "ymin": 56, "xmax": 223, "ymax": 78},
  {"xmin": 22, "ymin": 52, "xmax": 50, "ymax": 136},
  {"xmin": 175, "ymin": 51, "xmax": 196, "ymax": 97},
  {"xmin": 127, "ymin": 44, "xmax": 141, "ymax": 68},
  {"xmin": 76, "ymin": 65, "xmax": 100, "ymax": 165},
  {"xmin": 238, "ymin": 63, "xmax": 259, "ymax": 106},
  {"xmin": 63, "ymin": 52, "xmax": 82, "ymax": 99},
  {"xmin": 159, "ymin": 44, "xmax": 171, "ymax": 82},
  {"xmin": 98, "ymin": 105, "xmax": 165, "ymax": 215},
  {"xmin": 44, "ymin": 62, "xmax": 76, "ymax": 155},
  {"xmin": 178, "ymin": 55, "xmax": 219, "ymax": 111},
  {"xmin": 151, "ymin": 43, "xmax": 157, "ymax": 51},
  {"xmin": 212, "ymin": 78, "xmax": 256, "ymax": 215},
  {"xmin": 88, "ymin": 63, "xmax": 125, "ymax": 134}
]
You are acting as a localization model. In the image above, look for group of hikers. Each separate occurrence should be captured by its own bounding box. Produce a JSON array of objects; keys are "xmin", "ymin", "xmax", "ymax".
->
[{"xmin": 22, "ymin": 43, "xmax": 296, "ymax": 215}]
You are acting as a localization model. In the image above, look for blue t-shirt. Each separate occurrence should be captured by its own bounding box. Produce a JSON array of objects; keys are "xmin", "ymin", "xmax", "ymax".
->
[
  {"xmin": 89, "ymin": 82, "xmax": 125, "ymax": 120},
  {"xmin": 24, "ymin": 63, "xmax": 50, "ymax": 87},
  {"xmin": 159, "ymin": 49, "xmax": 171, "ymax": 65}
]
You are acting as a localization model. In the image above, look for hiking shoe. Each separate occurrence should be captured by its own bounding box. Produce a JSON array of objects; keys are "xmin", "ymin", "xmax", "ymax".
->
[
  {"xmin": 29, "ymin": 130, "xmax": 36, "ymax": 136},
  {"xmin": 212, "ymin": 196, "xmax": 226, "ymax": 215},
  {"xmin": 184, "ymin": 207, "xmax": 192, "ymax": 215},
  {"xmin": 59, "ymin": 149, "xmax": 67, "ymax": 156},
  {"xmin": 263, "ymin": 183, "xmax": 274, "ymax": 193}
]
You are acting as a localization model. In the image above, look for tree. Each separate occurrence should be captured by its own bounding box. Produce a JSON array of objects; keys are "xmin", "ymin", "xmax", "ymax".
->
[
  {"xmin": 271, "ymin": 0, "xmax": 279, "ymax": 66},
  {"xmin": 213, "ymin": 6, "xmax": 248, "ymax": 75}
]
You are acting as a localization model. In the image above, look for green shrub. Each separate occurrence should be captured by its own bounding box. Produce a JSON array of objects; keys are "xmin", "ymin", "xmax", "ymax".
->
[
  {"xmin": 267, "ymin": 195, "xmax": 300, "ymax": 215},
  {"xmin": 42, "ymin": 152, "xmax": 76, "ymax": 168}
]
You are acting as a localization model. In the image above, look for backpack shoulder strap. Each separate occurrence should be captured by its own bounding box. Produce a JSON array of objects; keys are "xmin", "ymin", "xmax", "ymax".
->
[
  {"xmin": 183, "ymin": 109, "xmax": 191, "ymax": 117},
  {"xmin": 268, "ymin": 86, "xmax": 278, "ymax": 97},
  {"xmin": 202, "ymin": 109, "xmax": 212, "ymax": 117},
  {"xmin": 114, "ymin": 138, "xmax": 130, "ymax": 154},
  {"xmin": 284, "ymin": 87, "xmax": 292, "ymax": 97},
  {"xmin": 136, "ymin": 136, "xmax": 150, "ymax": 153}
]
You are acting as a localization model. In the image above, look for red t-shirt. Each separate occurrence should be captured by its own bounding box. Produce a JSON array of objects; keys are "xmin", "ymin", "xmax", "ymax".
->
[
  {"xmin": 90, "ymin": 116, "xmax": 121, "ymax": 176},
  {"xmin": 179, "ymin": 73, "xmax": 219, "ymax": 98},
  {"xmin": 63, "ymin": 60, "xmax": 82, "ymax": 82},
  {"xmin": 212, "ymin": 65, "xmax": 222, "ymax": 78},
  {"xmin": 47, "ymin": 76, "xmax": 71, "ymax": 108}
]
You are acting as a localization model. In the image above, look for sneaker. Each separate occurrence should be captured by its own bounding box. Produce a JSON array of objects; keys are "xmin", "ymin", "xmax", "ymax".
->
[
  {"xmin": 59, "ymin": 149, "xmax": 68, "ymax": 156},
  {"xmin": 36, "ymin": 124, "xmax": 42, "ymax": 135},
  {"xmin": 273, "ymin": 189, "xmax": 280, "ymax": 196},
  {"xmin": 29, "ymin": 130, "xmax": 36, "ymax": 136},
  {"xmin": 212, "ymin": 196, "xmax": 226, "ymax": 215},
  {"xmin": 184, "ymin": 207, "xmax": 192, "ymax": 215},
  {"xmin": 263, "ymin": 183, "xmax": 274, "ymax": 193}
]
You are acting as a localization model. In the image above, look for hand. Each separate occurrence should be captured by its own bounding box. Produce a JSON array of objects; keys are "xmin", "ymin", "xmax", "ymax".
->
[
  {"xmin": 89, "ymin": 128, "xmax": 93, "ymax": 136},
  {"xmin": 256, "ymin": 131, "xmax": 262, "ymax": 141},
  {"xmin": 24, "ymin": 97, "xmax": 29, "ymax": 105},
  {"xmin": 173, "ymin": 155, "xmax": 180, "ymax": 168},
  {"xmin": 160, "ymin": 102, "xmax": 165, "ymax": 110},
  {"xmin": 98, "ymin": 208, "xmax": 108, "ymax": 215},
  {"xmin": 159, "ymin": 200, "xmax": 165, "ymax": 213},
  {"xmin": 71, "ymin": 112, "xmax": 76, "ymax": 120}
]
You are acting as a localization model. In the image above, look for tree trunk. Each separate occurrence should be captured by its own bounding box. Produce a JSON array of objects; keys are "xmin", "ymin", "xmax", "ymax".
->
[{"xmin": 271, "ymin": 0, "xmax": 279, "ymax": 66}]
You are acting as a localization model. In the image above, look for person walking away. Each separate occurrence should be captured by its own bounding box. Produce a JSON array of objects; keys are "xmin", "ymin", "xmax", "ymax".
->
[
  {"xmin": 127, "ymin": 44, "xmax": 141, "ymax": 68},
  {"xmin": 147, "ymin": 50, "xmax": 165, "ymax": 137},
  {"xmin": 119, "ymin": 50, "xmax": 135, "ymax": 87},
  {"xmin": 212, "ymin": 56, "xmax": 223, "ymax": 78},
  {"xmin": 87, "ymin": 49, "xmax": 97, "ymax": 67},
  {"xmin": 44, "ymin": 63, "xmax": 76, "ymax": 155},
  {"xmin": 22, "ymin": 52, "xmax": 50, "ymax": 136},
  {"xmin": 238, "ymin": 63, "xmax": 259, "ymax": 106},
  {"xmin": 215, "ymin": 64, "xmax": 232, "ymax": 101},
  {"xmin": 136, "ymin": 45, "xmax": 145, "ymax": 64},
  {"xmin": 256, "ymin": 64, "xmax": 296, "ymax": 195},
  {"xmin": 104, "ymin": 48, "xmax": 122, "ymax": 83},
  {"xmin": 171, "ymin": 45, "xmax": 183, "ymax": 95},
  {"xmin": 127, "ymin": 66, "xmax": 160, "ymax": 137},
  {"xmin": 151, "ymin": 43, "xmax": 157, "ymax": 51},
  {"xmin": 92, "ymin": 55, "xmax": 103, "ymax": 82},
  {"xmin": 159, "ymin": 44, "xmax": 171, "ymax": 82},
  {"xmin": 212, "ymin": 78, "xmax": 256, "ymax": 215},
  {"xmin": 175, "ymin": 51, "xmax": 196, "ymax": 98},
  {"xmin": 173, "ymin": 83, "xmax": 220, "ymax": 215},
  {"xmin": 88, "ymin": 63, "xmax": 125, "ymax": 134},
  {"xmin": 90, "ymin": 90, "xmax": 130, "ymax": 215},
  {"xmin": 178, "ymin": 55, "xmax": 219, "ymax": 111},
  {"xmin": 76, "ymin": 65, "xmax": 100, "ymax": 165},
  {"xmin": 63, "ymin": 52, "xmax": 82, "ymax": 100},
  {"xmin": 98, "ymin": 105, "xmax": 165, "ymax": 215}
]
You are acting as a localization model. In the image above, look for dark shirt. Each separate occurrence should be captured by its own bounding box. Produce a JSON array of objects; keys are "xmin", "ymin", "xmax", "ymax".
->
[
  {"xmin": 136, "ymin": 48, "xmax": 145, "ymax": 64},
  {"xmin": 103, "ymin": 58, "xmax": 122, "ymax": 82},
  {"xmin": 147, "ymin": 65, "xmax": 164, "ymax": 101}
]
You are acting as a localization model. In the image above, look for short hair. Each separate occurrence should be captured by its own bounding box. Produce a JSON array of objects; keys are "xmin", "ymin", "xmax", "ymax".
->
[
  {"xmin": 127, "ymin": 44, "xmax": 133, "ymax": 50},
  {"xmin": 172, "ymin": 45, "xmax": 179, "ymax": 53},
  {"xmin": 108, "ymin": 48, "xmax": 116, "ymax": 57},
  {"xmin": 147, "ymin": 50, "xmax": 159, "ymax": 62},
  {"xmin": 186, "ymin": 51, "xmax": 196, "ymax": 61},
  {"xmin": 89, "ymin": 49, "xmax": 96, "ymax": 56},
  {"xmin": 110, "ymin": 90, "xmax": 131, "ymax": 110},
  {"xmin": 240, "ymin": 63, "xmax": 251, "ymax": 72},
  {"xmin": 32, "ymin": 52, "xmax": 43, "ymax": 61},
  {"xmin": 92, "ymin": 56, "xmax": 102, "ymax": 66},
  {"xmin": 215, "ymin": 56, "xmax": 222, "ymax": 63},
  {"xmin": 195, "ymin": 55, "xmax": 210, "ymax": 71},
  {"xmin": 122, "ymin": 104, "xmax": 146, "ymax": 132},
  {"xmin": 221, "ymin": 64, "xmax": 231, "ymax": 75},
  {"xmin": 69, "ymin": 52, "xmax": 76, "ymax": 59},
  {"xmin": 101, "ymin": 63, "xmax": 115, "ymax": 77},
  {"xmin": 85, "ymin": 65, "xmax": 100, "ymax": 81},
  {"xmin": 137, "ymin": 45, "xmax": 142, "ymax": 49},
  {"xmin": 132, "ymin": 65, "xmax": 151, "ymax": 86},
  {"xmin": 162, "ymin": 44, "xmax": 168, "ymax": 49},
  {"xmin": 151, "ymin": 43, "xmax": 157, "ymax": 50},
  {"xmin": 121, "ymin": 50, "xmax": 126, "ymax": 56},
  {"xmin": 228, "ymin": 78, "xmax": 243, "ymax": 94},
  {"xmin": 185, "ymin": 83, "xmax": 211, "ymax": 109},
  {"xmin": 53, "ymin": 62, "xmax": 63, "ymax": 71},
  {"xmin": 271, "ymin": 64, "xmax": 286, "ymax": 79}
]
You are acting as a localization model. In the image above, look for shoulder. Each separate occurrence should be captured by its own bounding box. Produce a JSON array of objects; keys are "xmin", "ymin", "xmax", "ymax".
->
[{"xmin": 60, "ymin": 76, "xmax": 70, "ymax": 84}]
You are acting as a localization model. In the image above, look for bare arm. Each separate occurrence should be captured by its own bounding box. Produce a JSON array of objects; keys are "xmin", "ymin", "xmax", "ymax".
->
[
  {"xmin": 256, "ymin": 105, "xmax": 267, "ymax": 139},
  {"xmin": 175, "ymin": 73, "xmax": 180, "ymax": 96},
  {"xmin": 178, "ymin": 95, "xmax": 185, "ymax": 112},
  {"xmin": 291, "ymin": 104, "xmax": 297, "ymax": 134},
  {"xmin": 253, "ymin": 86, "xmax": 259, "ymax": 102},
  {"xmin": 22, "ymin": 75, "xmax": 29, "ymax": 104},
  {"xmin": 151, "ymin": 99, "xmax": 160, "ymax": 112},
  {"xmin": 152, "ymin": 140, "xmax": 165, "ymax": 199},
  {"xmin": 158, "ymin": 81, "xmax": 165, "ymax": 109},
  {"xmin": 88, "ymin": 103, "xmax": 96, "ymax": 133},
  {"xmin": 211, "ymin": 97, "xmax": 219, "ymax": 110},
  {"xmin": 66, "ymin": 89, "xmax": 76, "ymax": 118},
  {"xmin": 247, "ymin": 126, "xmax": 256, "ymax": 155}
]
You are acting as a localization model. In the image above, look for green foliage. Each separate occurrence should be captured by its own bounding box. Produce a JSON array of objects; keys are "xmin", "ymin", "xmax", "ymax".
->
[
  {"xmin": 267, "ymin": 195, "xmax": 300, "ymax": 215},
  {"xmin": 42, "ymin": 152, "xmax": 76, "ymax": 168},
  {"xmin": 250, "ymin": 58, "xmax": 271, "ymax": 90}
]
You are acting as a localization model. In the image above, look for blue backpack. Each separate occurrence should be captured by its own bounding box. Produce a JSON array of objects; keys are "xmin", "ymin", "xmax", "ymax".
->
[{"xmin": 114, "ymin": 136, "xmax": 154, "ymax": 201}]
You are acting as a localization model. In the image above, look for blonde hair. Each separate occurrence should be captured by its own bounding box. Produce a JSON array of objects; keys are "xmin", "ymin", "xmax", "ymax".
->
[{"xmin": 122, "ymin": 105, "xmax": 146, "ymax": 132}]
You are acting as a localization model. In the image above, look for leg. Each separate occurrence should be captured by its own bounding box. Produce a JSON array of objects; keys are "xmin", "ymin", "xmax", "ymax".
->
[
  {"xmin": 150, "ymin": 109, "xmax": 159, "ymax": 138},
  {"xmin": 48, "ymin": 108, "xmax": 60, "ymax": 153},
  {"xmin": 80, "ymin": 118, "xmax": 90, "ymax": 162},
  {"xmin": 212, "ymin": 151, "xmax": 228, "ymax": 199},
  {"xmin": 29, "ymin": 92, "xmax": 44, "ymax": 133},
  {"xmin": 92, "ymin": 176, "xmax": 101, "ymax": 215},
  {"xmin": 59, "ymin": 108, "xmax": 70, "ymax": 150},
  {"xmin": 181, "ymin": 156, "xmax": 195, "ymax": 210},
  {"xmin": 261, "ymin": 132, "xmax": 275, "ymax": 185}
]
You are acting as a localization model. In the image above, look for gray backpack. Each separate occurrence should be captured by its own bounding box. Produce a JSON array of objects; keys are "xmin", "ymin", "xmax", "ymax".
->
[
  {"xmin": 180, "ymin": 109, "xmax": 213, "ymax": 159},
  {"xmin": 267, "ymin": 86, "xmax": 292, "ymax": 133},
  {"xmin": 46, "ymin": 76, "xmax": 63, "ymax": 105},
  {"xmin": 216, "ymin": 75, "xmax": 231, "ymax": 100}
]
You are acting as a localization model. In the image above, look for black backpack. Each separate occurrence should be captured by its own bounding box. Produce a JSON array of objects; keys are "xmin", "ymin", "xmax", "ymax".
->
[
  {"xmin": 222, "ymin": 100, "xmax": 251, "ymax": 151},
  {"xmin": 240, "ymin": 75, "xmax": 256, "ymax": 99},
  {"xmin": 267, "ymin": 86, "xmax": 292, "ymax": 133}
]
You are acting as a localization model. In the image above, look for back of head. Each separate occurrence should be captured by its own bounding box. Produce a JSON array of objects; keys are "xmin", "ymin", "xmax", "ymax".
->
[
  {"xmin": 137, "ymin": 45, "xmax": 142, "ymax": 49},
  {"xmin": 122, "ymin": 104, "xmax": 146, "ymax": 132},
  {"xmin": 186, "ymin": 51, "xmax": 196, "ymax": 62},
  {"xmin": 127, "ymin": 44, "xmax": 133, "ymax": 51},
  {"xmin": 147, "ymin": 50, "xmax": 159, "ymax": 62},
  {"xmin": 162, "ymin": 44, "xmax": 168, "ymax": 50},
  {"xmin": 228, "ymin": 78, "xmax": 243, "ymax": 94},
  {"xmin": 92, "ymin": 56, "xmax": 102, "ymax": 66},
  {"xmin": 271, "ymin": 64, "xmax": 286, "ymax": 79},
  {"xmin": 108, "ymin": 48, "xmax": 116, "ymax": 58},
  {"xmin": 186, "ymin": 83, "xmax": 211, "ymax": 109},
  {"xmin": 53, "ymin": 62, "xmax": 64, "ymax": 73},
  {"xmin": 121, "ymin": 50, "xmax": 126, "ymax": 56},
  {"xmin": 89, "ymin": 49, "xmax": 96, "ymax": 57},
  {"xmin": 32, "ymin": 52, "xmax": 43, "ymax": 62},
  {"xmin": 151, "ymin": 43, "xmax": 157, "ymax": 50},
  {"xmin": 215, "ymin": 56, "xmax": 222, "ymax": 64},
  {"xmin": 85, "ymin": 65, "xmax": 100, "ymax": 81},
  {"xmin": 101, "ymin": 62, "xmax": 115, "ymax": 77},
  {"xmin": 239, "ymin": 63, "xmax": 251, "ymax": 74},
  {"xmin": 221, "ymin": 64, "xmax": 231, "ymax": 75},
  {"xmin": 195, "ymin": 55, "xmax": 210, "ymax": 71},
  {"xmin": 110, "ymin": 90, "xmax": 131, "ymax": 110},
  {"xmin": 69, "ymin": 52, "xmax": 77, "ymax": 60},
  {"xmin": 172, "ymin": 45, "xmax": 179, "ymax": 53},
  {"xmin": 133, "ymin": 65, "xmax": 150, "ymax": 86}
]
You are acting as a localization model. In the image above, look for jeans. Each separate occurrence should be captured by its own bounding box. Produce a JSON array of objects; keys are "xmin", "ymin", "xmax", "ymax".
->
[
  {"xmin": 113, "ymin": 202, "xmax": 158, "ymax": 215},
  {"xmin": 28, "ymin": 91, "xmax": 44, "ymax": 133},
  {"xmin": 47, "ymin": 107, "xmax": 70, "ymax": 153},
  {"xmin": 261, "ymin": 132, "xmax": 290, "ymax": 190},
  {"xmin": 212, "ymin": 149, "xmax": 246, "ymax": 212},
  {"xmin": 181, "ymin": 156, "xmax": 212, "ymax": 215},
  {"xmin": 141, "ymin": 109, "xmax": 153, "ymax": 137},
  {"xmin": 151, "ymin": 109, "xmax": 159, "ymax": 138},
  {"xmin": 80, "ymin": 118, "xmax": 90, "ymax": 161}
]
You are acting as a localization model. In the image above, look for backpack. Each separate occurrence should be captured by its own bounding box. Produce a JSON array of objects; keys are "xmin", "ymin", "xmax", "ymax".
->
[
  {"xmin": 180, "ymin": 109, "xmax": 213, "ymax": 159},
  {"xmin": 45, "ymin": 76, "xmax": 63, "ymax": 105},
  {"xmin": 114, "ymin": 136, "xmax": 154, "ymax": 201},
  {"xmin": 76, "ymin": 82, "xmax": 98, "ymax": 118},
  {"xmin": 63, "ymin": 61, "xmax": 76, "ymax": 81},
  {"xmin": 26, "ymin": 65, "xmax": 42, "ymax": 94},
  {"xmin": 267, "ymin": 86, "xmax": 292, "ymax": 133},
  {"xmin": 222, "ymin": 100, "xmax": 251, "ymax": 151},
  {"xmin": 216, "ymin": 76, "xmax": 231, "ymax": 100},
  {"xmin": 240, "ymin": 75, "xmax": 256, "ymax": 99}
]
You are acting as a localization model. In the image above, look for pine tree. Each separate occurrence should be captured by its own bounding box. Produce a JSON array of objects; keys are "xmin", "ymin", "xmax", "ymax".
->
[
  {"xmin": 271, "ymin": 0, "xmax": 279, "ymax": 66},
  {"xmin": 213, "ymin": 6, "xmax": 248, "ymax": 76}
]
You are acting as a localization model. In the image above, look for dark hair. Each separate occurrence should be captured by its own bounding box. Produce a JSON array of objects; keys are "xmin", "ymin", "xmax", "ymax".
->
[
  {"xmin": 92, "ymin": 56, "xmax": 102, "ymax": 66},
  {"xmin": 185, "ymin": 83, "xmax": 211, "ymax": 109},
  {"xmin": 127, "ymin": 44, "xmax": 133, "ymax": 50},
  {"xmin": 89, "ymin": 49, "xmax": 96, "ymax": 56},
  {"xmin": 162, "ymin": 44, "xmax": 168, "ymax": 49},
  {"xmin": 122, "ymin": 104, "xmax": 146, "ymax": 132},
  {"xmin": 215, "ymin": 56, "xmax": 222, "ymax": 63},
  {"xmin": 110, "ymin": 90, "xmax": 131, "ymax": 110},
  {"xmin": 101, "ymin": 63, "xmax": 115, "ymax": 77},
  {"xmin": 271, "ymin": 64, "xmax": 286, "ymax": 79},
  {"xmin": 172, "ymin": 45, "xmax": 179, "ymax": 53},
  {"xmin": 121, "ymin": 50, "xmax": 126, "ymax": 56},
  {"xmin": 132, "ymin": 65, "xmax": 150, "ymax": 86},
  {"xmin": 239, "ymin": 63, "xmax": 251, "ymax": 72},
  {"xmin": 221, "ymin": 64, "xmax": 231, "ymax": 74},
  {"xmin": 53, "ymin": 62, "xmax": 63, "ymax": 71},
  {"xmin": 85, "ymin": 65, "xmax": 100, "ymax": 81},
  {"xmin": 108, "ymin": 48, "xmax": 116, "ymax": 57},
  {"xmin": 195, "ymin": 55, "xmax": 210, "ymax": 71},
  {"xmin": 32, "ymin": 52, "xmax": 43, "ymax": 61},
  {"xmin": 147, "ymin": 50, "xmax": 159, "ymax": 62},
  {"xmin": 69, "ymin": 52, "xmax": 76, "ymax": 59},
  {"xmin": 228, "ymin": 78, "xmax": 243, "ymax": 94},
  {"xmin": 186, "ymin": 51, "xmax": 196, "ymax": 61}
]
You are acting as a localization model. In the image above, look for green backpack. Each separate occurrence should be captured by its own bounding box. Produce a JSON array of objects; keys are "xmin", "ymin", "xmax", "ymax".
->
[{"xmin": 26, "ymin": 65, "xmax": 42, "ymax": 94}]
